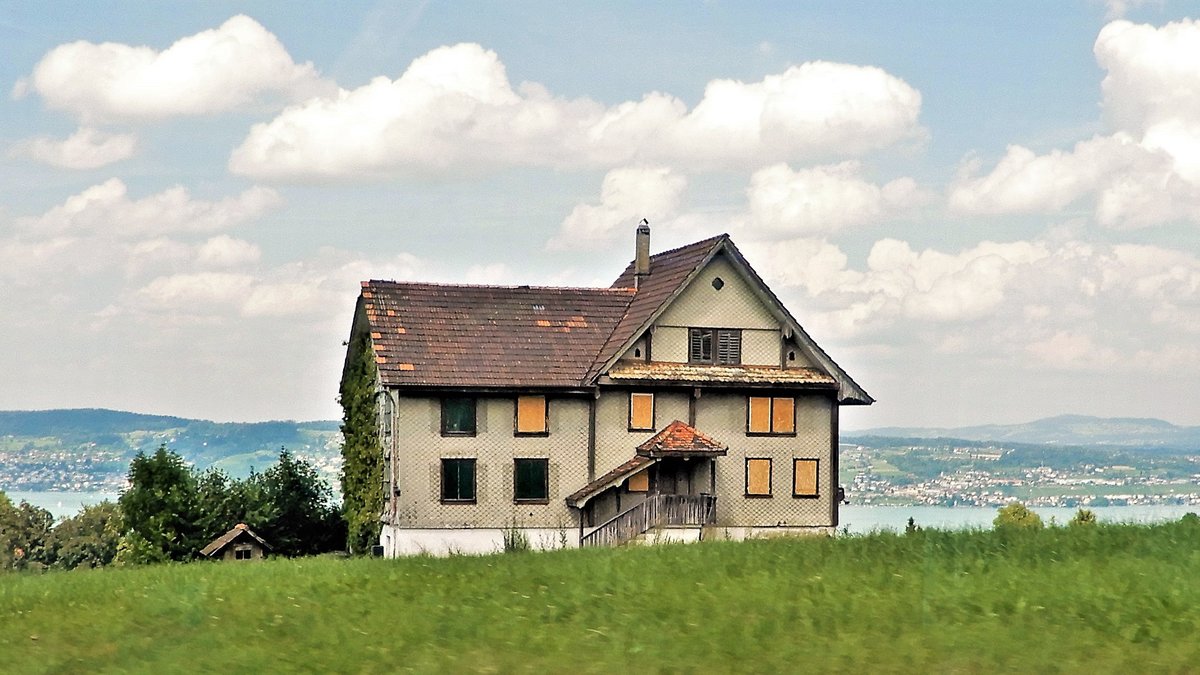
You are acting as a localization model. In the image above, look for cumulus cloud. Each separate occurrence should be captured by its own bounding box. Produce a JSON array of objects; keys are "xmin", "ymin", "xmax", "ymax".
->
[
  {"xmin": 10, "ymin": 127, "xmax": 136, "ymax": 169},
  {"xmin": 745, "ymin": 161, "xmax": 926, "ymax": 237},
  {"xmin": 16, "ymin": 15, "xmax": 331, "ymax": 123},
  {"xmin": 949, "ymin": 19, "xmax": 1200, "ymax": 228},
  {"xmin": 19, "ymin": 178, "xmax": 281, "ymax": 237},
  {"xmin": 229, "ymin": 43, "xmax": 923, "ymax": 179},
  {"xmin": 196, "ymin": 235, "xmax": 262, "ymax": 268},
  {"xmin": 547, "ymin": 167, "xmax": 686, "ymax": 250}
]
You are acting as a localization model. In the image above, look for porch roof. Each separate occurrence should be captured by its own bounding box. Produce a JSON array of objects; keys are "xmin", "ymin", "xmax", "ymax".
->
[
  {"xmin": 604, "ymin": 362, "xmax": 837, "ymax": 388},
  {"xmin": 636, "ymin": 420, "xmax": 728, "ymax": 458},
  {"xmin": 565, "ymin": 455, "xmax": 656, "ymax": 509}
]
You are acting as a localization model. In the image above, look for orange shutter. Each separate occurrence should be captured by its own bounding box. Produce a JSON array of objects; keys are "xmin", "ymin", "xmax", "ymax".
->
[
  {"xmin": 746, "ymin": 458, "xmax": 771, "ymax": 495},
  {"xmin": 627, "ymin": 470, "xmax": 649, "ymax": 492},
  {"xmin": 794, "ymin": 459, "xmax": 818, "ymax": 497},
  {"xmin": 748, "ymin": 397, "xmax": 771, "ymax": 433},
  {"xmin": 516, "ymin": 396, "xmax": 547, "ymax": 434},
  {"xmin": 772, "ymin": 398, "xmax": 795, "ymax": 434},
  {"xmin": 630, "ymin": 393, "xmax": 654, "ymax": 430}
]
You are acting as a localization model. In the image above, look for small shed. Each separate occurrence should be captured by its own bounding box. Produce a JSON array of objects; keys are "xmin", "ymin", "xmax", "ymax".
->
[{"xmin": 200, "ymin": 523, "xmax": 272, "ymax": 561}]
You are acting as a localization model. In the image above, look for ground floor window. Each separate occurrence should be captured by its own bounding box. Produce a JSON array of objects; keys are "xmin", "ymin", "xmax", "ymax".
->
[
  {"xmin": 441, "ymin": 458, "xmax": 477, "ymax": 502},
  {"xmin": 793, "ymin": 458, "xmax": 819, "ymax": 498},
  {"xmin": 514, "ymin": 458, "xmax": 549, "ymax": 502},
  {"xmin": 745, "ymin": 458, "xmax": 772, "ymax": 496}
]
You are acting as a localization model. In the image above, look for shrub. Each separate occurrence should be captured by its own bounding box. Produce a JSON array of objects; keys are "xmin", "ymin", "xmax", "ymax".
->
[
  {"xmin": 1069, "ymin": 508, "xmax": 1097, "ymax": 528},
  {"xmin": 993, "ymin": 501, "xmax": 1043, "ymax": 530}
]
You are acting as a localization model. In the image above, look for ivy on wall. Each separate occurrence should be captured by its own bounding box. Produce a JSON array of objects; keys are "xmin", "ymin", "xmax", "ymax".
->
[{"xmin": 339, "ymin": 333, "xmax": 384, "ymax": 554}]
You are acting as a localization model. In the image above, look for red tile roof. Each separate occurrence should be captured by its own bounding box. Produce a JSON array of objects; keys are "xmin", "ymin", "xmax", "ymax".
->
[
  {"xmin": 607, "ymin": 363, "xmax": 837, "ymax": 388},
  {"xmin": 565, "ymin": 455, "xmax": 655, "ymax": 508},
  {"xmin": 362, "ymin": 281, "xmax": 634, "ymax": 388},
  {"xmin": 635, "ymin": 420, "xmax": 728, "ymax": 457}
]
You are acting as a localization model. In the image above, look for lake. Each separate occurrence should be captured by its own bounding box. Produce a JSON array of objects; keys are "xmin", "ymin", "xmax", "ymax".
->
[{"xmin": 8, "ymin": 490, "xmax": 1198, "ymax": 530}]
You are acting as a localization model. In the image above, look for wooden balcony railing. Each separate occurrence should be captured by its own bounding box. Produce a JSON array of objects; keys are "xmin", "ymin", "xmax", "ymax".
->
[{"xmin": 581, "ymin": 494, "xmax": 716, "ymax": 548}]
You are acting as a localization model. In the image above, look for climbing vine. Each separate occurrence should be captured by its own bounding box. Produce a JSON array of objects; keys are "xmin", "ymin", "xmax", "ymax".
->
[{"xmin": 339, "ymin": 333, "xmax": 384, "ymax": 554}]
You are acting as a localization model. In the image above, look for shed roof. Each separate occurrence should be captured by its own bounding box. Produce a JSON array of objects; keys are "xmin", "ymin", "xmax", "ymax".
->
[
  {"xmin": 565, "ymin": 455, "xmax": 655, "ymax": 508},
  {"xmin": 200, "ymin": 523, "xmax": 272, "ymax": 557},
  {"xmin": 606, "ymin": 363, "xmax": 837, "ymax": 388}
]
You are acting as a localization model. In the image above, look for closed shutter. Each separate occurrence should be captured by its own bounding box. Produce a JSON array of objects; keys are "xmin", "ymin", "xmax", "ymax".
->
[
  {"xmin": 746, "ymin": 458, "xmax": 772, "ymax": 496},
  {"xmin": 748, "ymin": 397, "xmax": 771, "ymax": 433},
  {"xmin": 716, "ymin": 330, "xmax": 741, "ymax": 364},
  {"xmin": 772, "ymin": 397, "xmax": 795, "ymax": 434},
  {"xmin": 793, "ymin": 459, "xmax": 819, "ymax": 497},
  {"xmin": 516, "ymin": 396, "xmax": 547, "ymax": 434},
  {"xmin": 630, "ymin": 393, "xmax": 655, "ymax": 430},
  {"xmin": 627, "ymin": 470, "xmax": 649, "ymax": 492}
]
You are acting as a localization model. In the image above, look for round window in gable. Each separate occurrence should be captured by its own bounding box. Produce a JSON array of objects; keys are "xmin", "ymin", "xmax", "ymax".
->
[{"xmin": 711, "ymin": 277, "xmax": 725, "ymax": 290}]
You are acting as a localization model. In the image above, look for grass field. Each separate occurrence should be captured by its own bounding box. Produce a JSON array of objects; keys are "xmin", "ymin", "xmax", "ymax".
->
[{"xmin": 4, "ymin": 521, "xmax": 1200, "ymax": 673}]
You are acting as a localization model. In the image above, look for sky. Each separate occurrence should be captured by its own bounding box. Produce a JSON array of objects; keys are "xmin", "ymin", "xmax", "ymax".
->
[{"xmin": 3, "ymin": 1, "xmax": 1200, "ymax": 430}]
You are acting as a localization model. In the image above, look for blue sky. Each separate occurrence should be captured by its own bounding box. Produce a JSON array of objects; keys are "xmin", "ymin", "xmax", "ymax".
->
[{"xmin": 3, "ymin": 1, "xmax": 1199, "ymax": 429}]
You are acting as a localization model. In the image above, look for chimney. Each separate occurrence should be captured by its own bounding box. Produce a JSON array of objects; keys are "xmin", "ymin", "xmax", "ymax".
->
[{"xmin": 635, "ymin": 219, "xmax": 651, "ymax": 286}]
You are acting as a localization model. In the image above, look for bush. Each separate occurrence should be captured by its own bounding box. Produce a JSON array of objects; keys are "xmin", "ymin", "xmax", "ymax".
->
[
  {"xmin": 1069, "ymin": 508, "xmax": 1097, "ymax": 528},
  {"xmin": 994, "ymin": 501, "xmax": 1044, "ymax": 530}
]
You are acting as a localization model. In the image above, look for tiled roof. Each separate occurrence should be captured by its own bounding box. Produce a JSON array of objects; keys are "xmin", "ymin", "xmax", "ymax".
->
[
  {"xmin": 363, "ymin": 282, "xmax": 635, "ymax": 388},
  {"xmin": 607, "ymin": 363, "xmax": 837, "ymax": 387},
  {"xmin": 565, "ymin": 455, "xmax": 655, "ymax": 508},
  {"xmin": 199, "ymin": 523, "xmax": 271, "ymax": 557},
  {"xmin": 635, "ymin": 420, "xmax": 728, "ymax": 457}
]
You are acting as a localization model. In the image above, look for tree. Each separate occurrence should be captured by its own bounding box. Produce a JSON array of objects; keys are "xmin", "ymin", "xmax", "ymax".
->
[
  {"xmin": 261, "ymin": 449, "xmax": 343, "ymax": 556},
  {"xmin": 0, "ymin": 493, "xmax": 56, "ymax": 571},
  {"xmin": 1069, "ymin": 508, "xmax": 1097, "ymax": 528},
  {"xmin": 119, "ymin": 445, "xmax": 201, "ymax": 562},
  {"xmin": 340, "ymin": 333, "xmax": 384, "ymax": 553},
  {"xmin": 48, "ymin": 501, "xmax": 122, "ymax": 570},
  {"xmin": 993, "ymin": 501, "xmax": 1044, "ymax": 530}
]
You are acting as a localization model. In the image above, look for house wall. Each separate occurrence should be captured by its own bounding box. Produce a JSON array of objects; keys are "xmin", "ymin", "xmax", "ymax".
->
[{"xmin": 386, "ymin": 395, "xmax": 589, "ymax": 530}]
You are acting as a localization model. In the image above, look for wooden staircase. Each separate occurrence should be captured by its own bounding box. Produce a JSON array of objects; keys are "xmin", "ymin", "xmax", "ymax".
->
[{"xmin": 580, "ymin": 494, "xmax": 716, "ymax": 547}]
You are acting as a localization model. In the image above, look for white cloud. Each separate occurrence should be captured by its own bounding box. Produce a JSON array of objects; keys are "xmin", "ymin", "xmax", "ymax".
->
[
  {"xmin": 18, "ymin": 15, "xmax": 331, "ymax": 123},
  {"xmin": 19, "ymin": 178, "xmax": 281, "ymax": 237},
  {"xmin": 229, "ymin": 43, "xmax": 923, "ymax": 179},
  {"xmin": 745, "ymin": 161, "xmax": 926, "ymax": 237},
  {"xmin": 196, "ymin": 235, "xmax": 262, "ymax": 268},
  {"xmin": 547, "ymin": 167, "xmax": 686, "ymax": 250},
  {"xmin": 948, "ymin": 19, "xmax": 1200, "ymax": 228},
  {"xmin": 10, "ymin": 127, "xmax": 136, "ymax": 169},
  {"xmin": 1026, "ymin": 331, "xmax": 1120, "ymax": 371}
]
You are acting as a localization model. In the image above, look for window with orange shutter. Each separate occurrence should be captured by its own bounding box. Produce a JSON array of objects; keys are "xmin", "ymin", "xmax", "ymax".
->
[
  {"xmin": 793, "ymin": 459, "xmax": 819, "ymax": 498},
  {"xmin": 627, "ymin": 470, "xmax": 649, "ymax": 492},
  {"xmin": 515, "ymin": 396, "xmax": 548, "ymax": 435},
  {"xmin": 629, "ymin": 392, "xmax": 655, "ymax": 431},
  {"xmin": 745, "ymin": 458, "xmax": 772, "ymax": 496},
  {"xmin": 747, "ymin": 396, "xmax": 795, "ymax": 435}
]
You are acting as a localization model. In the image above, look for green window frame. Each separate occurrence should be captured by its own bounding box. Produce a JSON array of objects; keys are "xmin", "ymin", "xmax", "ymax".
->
[
  {"xmin": 513, "ymin": 458, "xmax": 549, "ymax": 503},
  {"xmin": 441, "ymin": 458, "xmax": 476, "ymax": 502},
  {"xmin": 441, "ymin": 397, "xmax": 476, "ymax": 436}
]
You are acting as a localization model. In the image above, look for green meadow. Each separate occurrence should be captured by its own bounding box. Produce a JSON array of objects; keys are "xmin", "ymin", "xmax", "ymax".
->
[{"xmin": 4, "ymin": 521, "xmax": 1200, "ymax": 673}]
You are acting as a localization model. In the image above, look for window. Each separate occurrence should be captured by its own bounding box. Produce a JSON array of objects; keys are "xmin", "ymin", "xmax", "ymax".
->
[
  {"xmin": 793, "ymin": 459, "xmax": 819, "ymax": 498},
  {"xmin": 627, "ymin": 470, "xmax": 649, "ymax": 492},
  {"xmin": 745, "ymin": 458, "xmax": 772, "ymax": 497},
  {"xmin": 689, "ymin": 328, "xmax": 741, "ymax": 364},
  {"xmin": 441, "ymin": 397, "xmax": 476, "ymax": 436},
  {"xmin": 629, "ymin": 392, "xmax": 655, "ymax": 431},
  {"xmin": 514, "ymin": 458, "xmax": 549, "ymax": 502},
  {"xmin": 234, "ymin": 547, "xmax": 252, "ymax": 560},
  {"xmin": 747, "ymin": 396, "xmax": 795, "ymax": 435},
  {"xmin": 441, "ymin": 458, "xmax": 476, "ymax": 502},
  {"xmin": 515, "ymin": 396, "xmax": 548, "ymax": 435}
]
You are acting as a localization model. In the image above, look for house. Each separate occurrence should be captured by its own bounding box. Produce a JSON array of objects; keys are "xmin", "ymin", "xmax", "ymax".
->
[
  {"xmin": 199, "ymin": 523, "xmax": 272, "ymax": 561},
  {"xmin": 342, "ymin": 224, "xmax": 872, "ymax": 556}
]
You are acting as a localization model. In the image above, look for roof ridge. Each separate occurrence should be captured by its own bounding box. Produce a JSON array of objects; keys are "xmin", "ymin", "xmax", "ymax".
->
[{"xmin": 365, "ymin": 279, "xmax": 636, "ymax": 294}]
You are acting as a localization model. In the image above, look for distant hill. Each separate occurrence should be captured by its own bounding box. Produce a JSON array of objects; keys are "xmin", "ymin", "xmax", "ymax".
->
[
  {"xmin": 848, "ymin": 414, "xmax": 1200, "ymax": 449},
  {"xmin": 0, "ymin": 408, "xmax": 341, "ymax": 491}
]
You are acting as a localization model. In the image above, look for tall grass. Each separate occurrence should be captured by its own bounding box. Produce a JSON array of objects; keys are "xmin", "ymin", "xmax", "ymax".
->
[{"xmin": 3, "ymin": 521, "xmax": 1200, "ymax": 673}]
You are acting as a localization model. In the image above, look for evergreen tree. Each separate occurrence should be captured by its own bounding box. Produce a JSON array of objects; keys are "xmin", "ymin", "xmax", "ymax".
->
[
  {"xmin": 340, "ymin": 333, "xmax": 384, "ymax": 553},
  {"xmin": 262, "ymin": 449, "xmax": 343, "ymax": 555}
]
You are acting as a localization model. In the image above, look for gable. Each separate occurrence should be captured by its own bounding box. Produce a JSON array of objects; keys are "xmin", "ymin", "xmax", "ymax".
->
[{"xmin": 655, "ymin": 254, "xmax": 777, "ymax": 330}]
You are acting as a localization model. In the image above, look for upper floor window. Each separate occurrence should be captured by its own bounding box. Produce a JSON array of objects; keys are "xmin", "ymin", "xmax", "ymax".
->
[
  {"xmin": 515, "ymin": 395, "xmax": 548, "ymax": 435},
  {"xmin": 689, "ymin": 328, "xmax": 741, "ymax": 365},
  {"xmin": 629, "ymin": 392, "xmax": 655, "ymax": 431},
  {"xmin": 441, "ymin": 397, "xmax": 476, "ymax": 436},
  {"xmin": 747, "ymin": 396, "xmax": 795, "ymax": 435}
]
